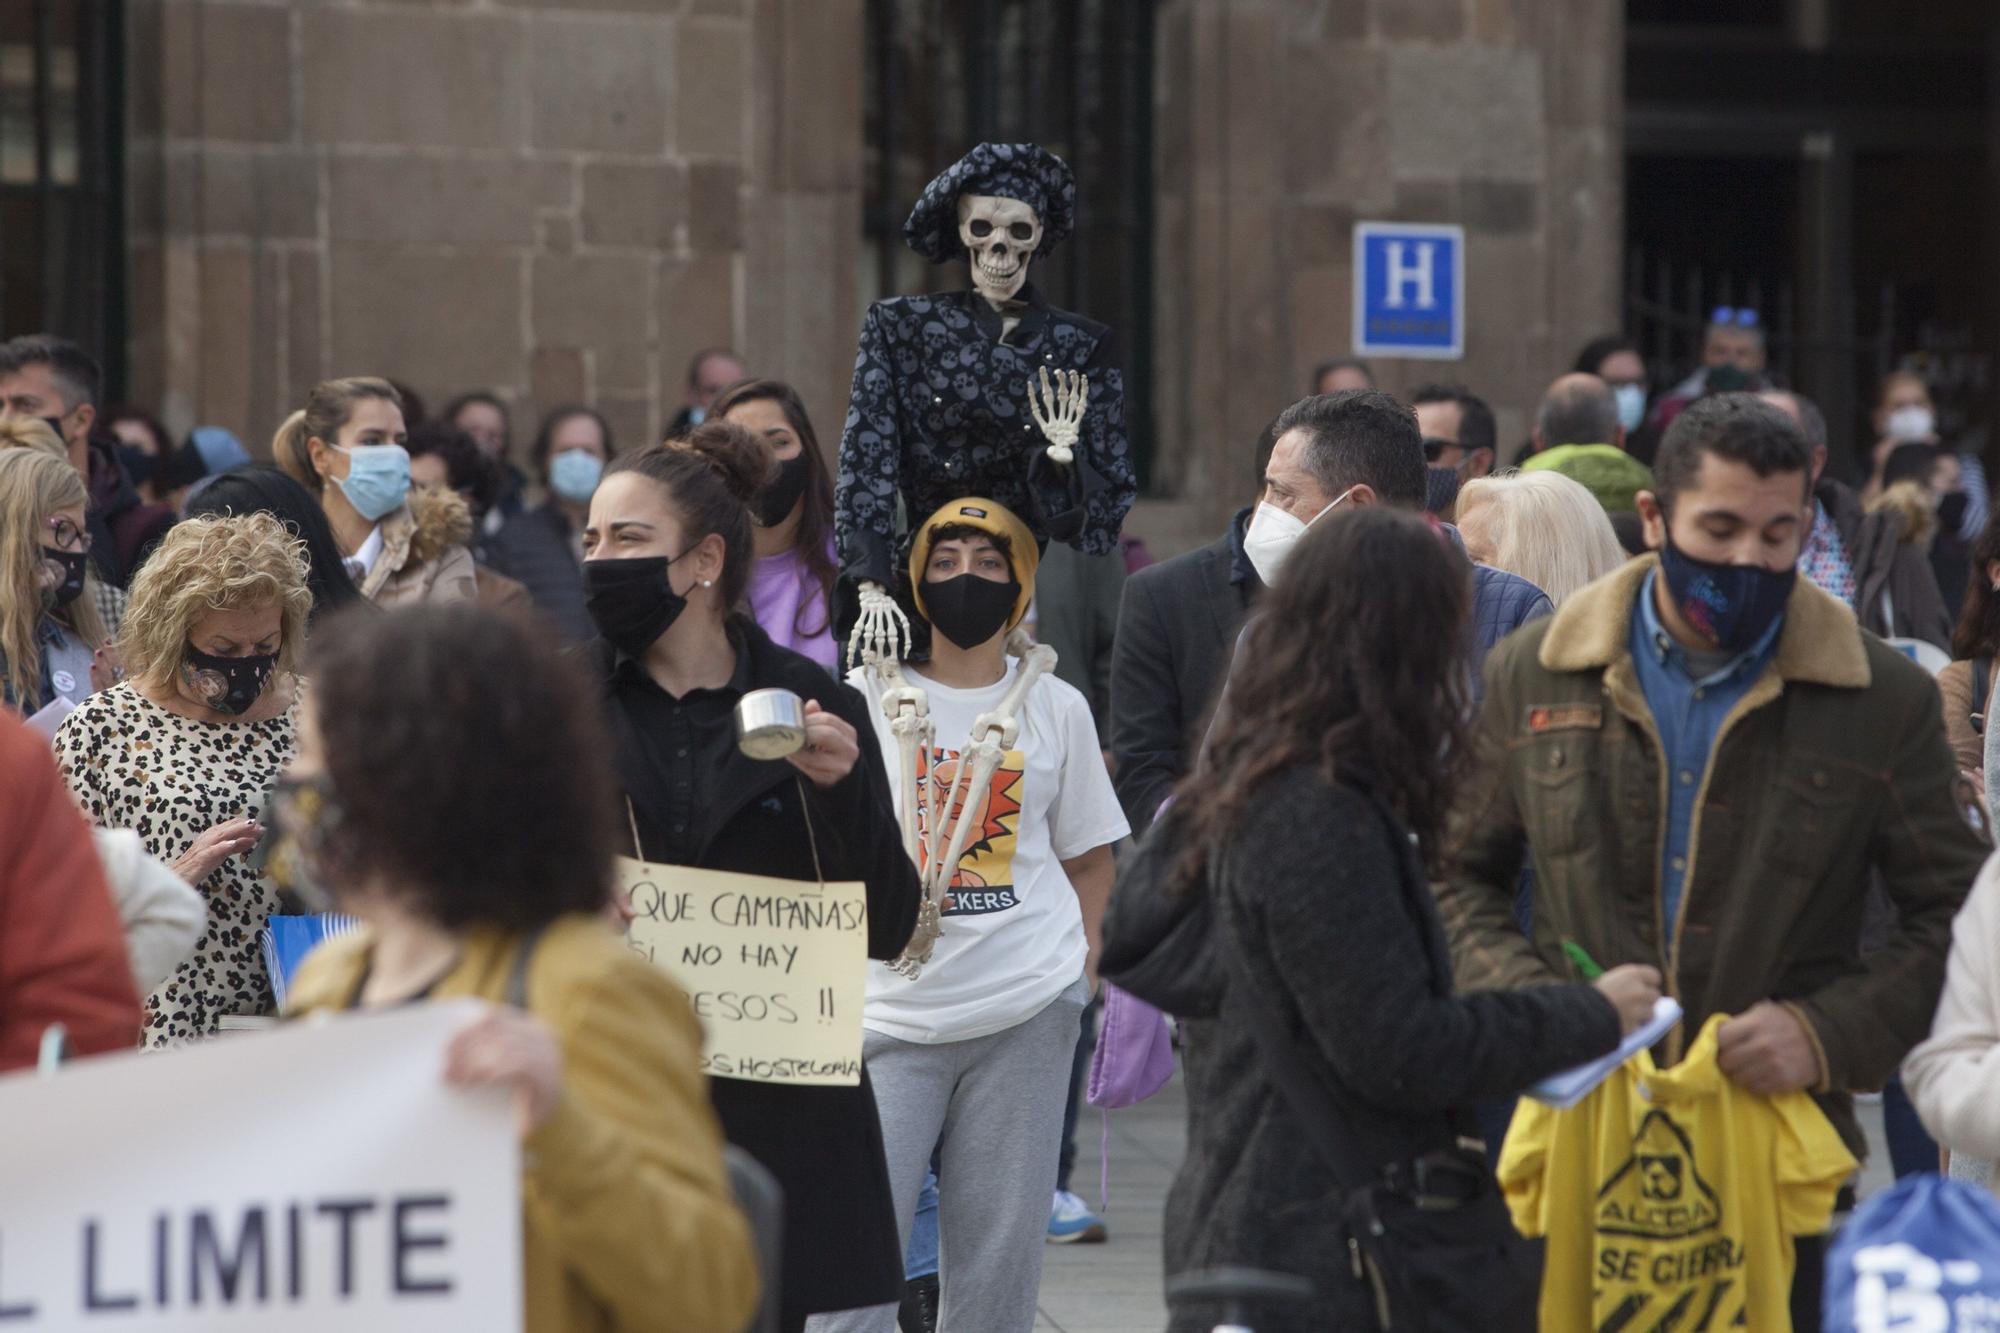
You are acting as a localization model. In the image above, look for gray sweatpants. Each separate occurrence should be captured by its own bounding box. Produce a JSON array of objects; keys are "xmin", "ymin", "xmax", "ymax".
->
[{"xmin": 813, "ymin": 979, "xmax": 1088, "ymax": 1333}]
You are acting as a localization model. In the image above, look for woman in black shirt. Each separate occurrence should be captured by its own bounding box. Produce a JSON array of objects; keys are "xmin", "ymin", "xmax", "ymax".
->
[{"xmin": 582, "ymin": 424, "xmax": 921, "ymax": 1333}]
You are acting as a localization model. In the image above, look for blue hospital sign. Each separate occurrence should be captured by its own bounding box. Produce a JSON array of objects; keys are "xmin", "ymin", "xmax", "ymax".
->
[{"xmin": 1352, "ymin": 222, "xmax": 1465, "ymax": 359}]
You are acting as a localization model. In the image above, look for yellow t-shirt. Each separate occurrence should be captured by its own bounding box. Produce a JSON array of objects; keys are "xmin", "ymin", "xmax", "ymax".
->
[{"xmin": 1498, "ymin": 1014, "xmax": 1856, "ymax": 1332}]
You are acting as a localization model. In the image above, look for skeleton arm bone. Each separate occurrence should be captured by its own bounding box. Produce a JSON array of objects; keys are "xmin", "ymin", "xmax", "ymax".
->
[
  {"xmin": 890, "ymin": 640, "xmax": 1061, "ymax": 979},
  {"xmin": 926, "ymin": 641, "xmax": 1055, "ymax": 884},
  {"xmin": 870, "ymin": 657, "xmax": 933, "ymax": 867}
]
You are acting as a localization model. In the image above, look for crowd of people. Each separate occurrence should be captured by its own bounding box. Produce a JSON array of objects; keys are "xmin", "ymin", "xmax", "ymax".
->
[{"xmin": 4, "ymin": 309, "xmax": 2000, "ymax": 1333}]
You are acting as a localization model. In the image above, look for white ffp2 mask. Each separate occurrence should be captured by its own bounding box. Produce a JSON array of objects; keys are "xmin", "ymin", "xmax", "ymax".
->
[
  {"xmin": 1242, "ymin": 489, "xmax": 1353, "ymax": 585},
  {"xmin": 1886, "ymin": 405, "xmax": 1936, "ymax": 442}
]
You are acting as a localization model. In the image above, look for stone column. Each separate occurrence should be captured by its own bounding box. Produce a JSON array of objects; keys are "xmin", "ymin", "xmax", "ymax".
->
[
  {"xmin": 743, "ymin": 0, "xmax": 867, "ymax": 448},
  {"xmin": 1150, "ymin": 0, "xmax": 1624, "ymax": 542}
]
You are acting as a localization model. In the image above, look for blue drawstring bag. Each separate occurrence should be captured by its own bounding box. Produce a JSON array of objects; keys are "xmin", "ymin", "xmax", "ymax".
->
[{"xmin": 1825, "ymin": 1173, "xmax": 2000, "ymax": 1331}]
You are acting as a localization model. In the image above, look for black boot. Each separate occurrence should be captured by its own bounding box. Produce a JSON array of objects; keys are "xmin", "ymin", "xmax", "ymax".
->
[{"xmin": 898, "ymin": 1273, "xmax": 939, "ymax": 1333}]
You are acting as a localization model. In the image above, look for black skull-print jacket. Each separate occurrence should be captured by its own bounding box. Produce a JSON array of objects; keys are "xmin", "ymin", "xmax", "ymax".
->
[{"xmin": 834, "ymin": 283, "xmax": 1136, "ymax": 591}]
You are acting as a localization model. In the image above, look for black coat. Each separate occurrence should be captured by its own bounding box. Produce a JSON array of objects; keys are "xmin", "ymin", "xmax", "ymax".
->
[
  {"xmin": 834, "ymin": 283, "xmax": 1137, "ymax": 591},
  {"xmin": 1165, "ymin": 766, "xmax": 1617, "ymax": 1333},
  {"xmin": 488, "ymin": 502, "xmax": 593, "ymax": 641},
  {"xmin": 1108, "ymin": 514, "xmax": 1259, "ymax": 833},
  {"xmin": 598, "ymin": 622, "xmax": 921, "ymax": 1327}
]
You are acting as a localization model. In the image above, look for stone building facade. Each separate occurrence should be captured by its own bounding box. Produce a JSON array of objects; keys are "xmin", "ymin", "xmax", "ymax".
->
[
  {"xmin": 124, "ymin": 0, "xmax": 862, "ymax": 464},
  {"xmin": 122, "ymin": 0, "xmax": 1617, "ymax": 550},
  {"xmin": 1149, "ymin": 0, "xmax": 1622, "ymax": 539}
]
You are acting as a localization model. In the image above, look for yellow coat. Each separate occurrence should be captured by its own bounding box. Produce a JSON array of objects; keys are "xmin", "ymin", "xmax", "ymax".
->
[{"xmin": 289, "ymin": 914, "xmax": 760, "ymax": 1333}]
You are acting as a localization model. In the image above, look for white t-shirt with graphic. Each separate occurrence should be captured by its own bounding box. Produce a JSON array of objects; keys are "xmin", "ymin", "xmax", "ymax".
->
[{"xmin": 847, "ymin": 659, "xmax": 1129, "ymax": 1044}]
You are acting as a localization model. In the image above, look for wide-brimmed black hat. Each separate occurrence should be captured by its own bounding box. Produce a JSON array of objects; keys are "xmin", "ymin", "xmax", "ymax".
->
[{"xmin": 903, "ymin": 142, "xmax": 1076, "ymax": 263}]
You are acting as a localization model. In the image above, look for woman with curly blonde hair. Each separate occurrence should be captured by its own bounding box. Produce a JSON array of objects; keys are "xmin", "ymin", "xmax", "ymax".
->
[
  {"xmin": 55, "ymin": 512, "xmax": 312, "ymax": 1046},
  {"xmin": 0, "ymin": 447, "xmax": 111, "ymax": 714}
]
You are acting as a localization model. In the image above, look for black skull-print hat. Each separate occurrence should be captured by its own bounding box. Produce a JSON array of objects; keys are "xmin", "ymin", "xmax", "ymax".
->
[{"xmin": 902, "ymin": 142, "xmax": 1076, "ymax": 263}]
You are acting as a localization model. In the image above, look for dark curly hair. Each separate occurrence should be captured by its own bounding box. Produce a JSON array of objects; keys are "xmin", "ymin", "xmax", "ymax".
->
[
  {"xmin": 1170, "ymin": 505, "xmax": 1472, "ymax": 891},
  {"xmin": 305, "ymin": 603, "xmax": 618, "ymax": 930},
  {"xmin": 1952, "ymin": 511, "xmax": 2000, "ymax": 660},
  {"xmin": 1652, "ymin": 392, "xmax": 1811, "ymax": 516}
]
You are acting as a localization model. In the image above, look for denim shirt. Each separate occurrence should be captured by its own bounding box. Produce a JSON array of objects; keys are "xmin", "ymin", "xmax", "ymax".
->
[{"xmin": 1629, "ymin": 569, "xmax": 1784, "ymax": 933}]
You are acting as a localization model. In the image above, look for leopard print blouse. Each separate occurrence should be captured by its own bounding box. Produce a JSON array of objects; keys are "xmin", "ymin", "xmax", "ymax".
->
[{"xmin": 54, "ymin": 681, "xmax": 300, "ymax": 1047}]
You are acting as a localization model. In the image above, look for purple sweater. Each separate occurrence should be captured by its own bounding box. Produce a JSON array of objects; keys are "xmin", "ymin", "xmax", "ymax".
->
[{"xmin": 747, "ymin": 545, "xmax": 837, "ymax": 672}]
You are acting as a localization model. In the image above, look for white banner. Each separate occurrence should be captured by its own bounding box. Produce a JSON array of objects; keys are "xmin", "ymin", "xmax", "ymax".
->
[{"xmin": 0, "ymin": 1000, "xmax": 521, "ymax": 1331}]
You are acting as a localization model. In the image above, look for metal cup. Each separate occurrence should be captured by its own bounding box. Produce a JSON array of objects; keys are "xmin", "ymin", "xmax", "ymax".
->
[{"xmin": 736, "ymin": 687, "xmax": 807, "ymax": 760}]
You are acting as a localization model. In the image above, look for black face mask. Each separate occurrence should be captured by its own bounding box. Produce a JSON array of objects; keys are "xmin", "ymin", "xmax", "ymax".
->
[
  {"xmin": 118, "ymin": 444, "xmax": 158, "ymax": 487},
  {"xmin": 753, "ymin": 453, "xmax": 811, "ymax": 529},
  {"xmin": 182, "ymin": 642, "xmax": 278, "ymax": 716},
  {"xmin": 924, "ymin": 574, "xmax": 1021, "ymax": 651},
  {"xmin": 41, "ymin": 546, "xmax": 88, "ymax": 610},
  {"xmin": 585, "ymin": 555, "xmax": 689, "ymax": 657}
]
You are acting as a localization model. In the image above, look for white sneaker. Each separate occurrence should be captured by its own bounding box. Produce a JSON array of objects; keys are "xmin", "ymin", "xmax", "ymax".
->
[{"xmin": 1047, "ymin": 1189, "xmax": 1108, "ymax": 1244}]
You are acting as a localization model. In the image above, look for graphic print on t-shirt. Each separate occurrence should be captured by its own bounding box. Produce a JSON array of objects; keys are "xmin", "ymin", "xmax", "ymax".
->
[
  {"xmin": 915, "ymin": 744, "xmax": 1024, "ymax": 916},
  {"xmin": 1590, "ymin": 1110, "xmax": 1745, "ymax": 1330},
  {"xmin": 1597, "ymin": 1109, "xmax": 1722, "ymax": 1241}
]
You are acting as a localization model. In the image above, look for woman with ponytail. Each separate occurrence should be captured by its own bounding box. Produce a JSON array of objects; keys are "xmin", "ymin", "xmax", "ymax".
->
[
  {"xmin": 272, "ymin": 377, "xmax": 477, "ymax": 607},
  {"xmin": 583, "ymin": 421, "xmax": 920, "ymax": 1332}
]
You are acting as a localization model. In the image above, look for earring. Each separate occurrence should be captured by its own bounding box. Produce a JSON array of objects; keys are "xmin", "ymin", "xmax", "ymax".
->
[{"xmin": 701, "ymin": 579, "xmax": 713, "ymax": 589}]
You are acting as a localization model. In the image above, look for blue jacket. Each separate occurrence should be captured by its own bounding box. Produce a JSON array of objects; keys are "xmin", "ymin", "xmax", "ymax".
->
[{"xmin": 1471, "ymin": 563, "xmax": 1553, "ymax": 665}]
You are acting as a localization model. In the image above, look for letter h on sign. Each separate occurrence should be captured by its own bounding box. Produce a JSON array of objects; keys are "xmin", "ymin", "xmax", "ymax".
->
[{"xmin": 1352, "ymin": 222, "xmax": 1465, "ymax": 360}]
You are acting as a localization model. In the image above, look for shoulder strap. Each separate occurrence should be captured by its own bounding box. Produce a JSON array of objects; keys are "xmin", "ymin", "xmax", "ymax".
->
[
  {"xmin": 1974, "ymin": 658, "xmax": 1992, "ymax": 735},
  {"xmin": 506, "ymin": 920, "xmax": 555, "ymax": 1011}
]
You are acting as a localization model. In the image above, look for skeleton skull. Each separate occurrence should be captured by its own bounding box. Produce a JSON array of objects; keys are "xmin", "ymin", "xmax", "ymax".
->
[{"xmin": 957, "ymin": 193, "xmax": 1041, "ymax": 305}]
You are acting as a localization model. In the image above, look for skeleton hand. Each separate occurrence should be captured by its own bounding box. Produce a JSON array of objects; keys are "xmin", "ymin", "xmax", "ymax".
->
[
  {"xmin": 1027, "ymin": 367, "xmax": 1088, "ymax": 466},
  {"xmin": 848, "ymin": 581, "xmax": 910, "ymax": 667}
]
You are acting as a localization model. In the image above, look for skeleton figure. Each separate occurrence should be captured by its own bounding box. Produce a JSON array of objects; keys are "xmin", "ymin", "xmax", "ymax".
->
[{"xmin": 837, "ymin": 142, "xmax": 1135, "ymax": 668}]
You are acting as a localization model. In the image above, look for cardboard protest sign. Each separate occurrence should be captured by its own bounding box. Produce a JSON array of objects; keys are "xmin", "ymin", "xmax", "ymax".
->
[
  {"xmin": 619, "ymin": 856, "xmax": 867, "ymax": 1086},
  {"xmin": 0, "ymin": 1000, "xmax": 520, "ymax": 1331}
]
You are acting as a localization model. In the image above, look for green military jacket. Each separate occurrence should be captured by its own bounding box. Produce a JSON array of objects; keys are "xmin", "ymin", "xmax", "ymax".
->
[{"xmin": 1435, "ymin": 555, "xmax": 1988, "ymax": 1156}]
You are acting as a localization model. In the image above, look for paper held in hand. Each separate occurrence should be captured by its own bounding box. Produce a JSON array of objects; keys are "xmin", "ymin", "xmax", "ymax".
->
[
  {"xmin": 0, "ymin": 999, "xmax": 521, "ymax": 1331},
  {"xmin": 619, "ymin": 856, "xmax": 868, "ymax": 1087},
  {"xmin": 1528, "ymin": 996, "xmax": 1685, "ymax": 1110}
]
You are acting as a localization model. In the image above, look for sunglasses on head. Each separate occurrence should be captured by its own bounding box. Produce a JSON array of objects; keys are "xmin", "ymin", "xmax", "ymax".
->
[{"xmin": 1710, "ymin": 306, "xmax": 1760, "ymax": 329}]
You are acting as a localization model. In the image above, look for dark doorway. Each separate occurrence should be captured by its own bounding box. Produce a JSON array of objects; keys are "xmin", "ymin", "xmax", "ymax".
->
[
  {"xmin": 1622, "ymin": 0, "xmax": 1991, "ymax": 476},
  {"xmin": 0, "ymin": 0, "xmax": 124, "ymax": 393}
]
